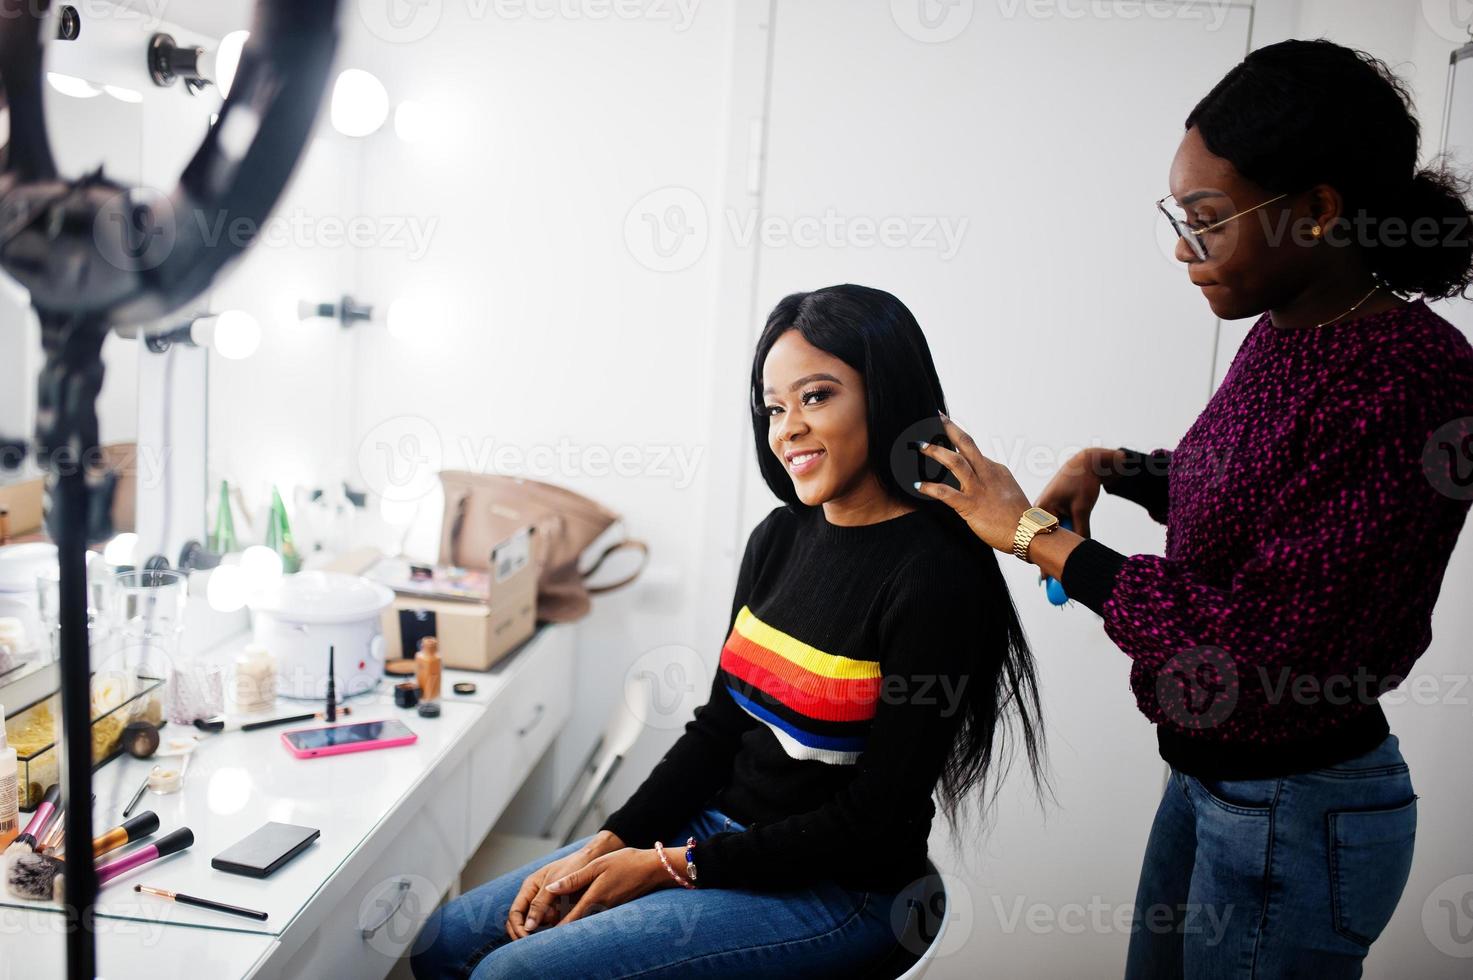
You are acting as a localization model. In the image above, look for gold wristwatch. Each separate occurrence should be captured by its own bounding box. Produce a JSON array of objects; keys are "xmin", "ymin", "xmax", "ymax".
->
[{"xmin": 1012, "ymin": 507, "xmax": 1061, "ymax": 563}]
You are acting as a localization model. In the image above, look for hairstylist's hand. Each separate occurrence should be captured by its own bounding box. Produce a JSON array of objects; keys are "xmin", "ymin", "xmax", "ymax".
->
[
  {"xmin": 1034, "ymin": 447, "xmax": 1124, "ymax": 539},
  {"xmin": 541, "ymin": 847, "xmax": 687, "ymax": 926},
  {"xmin": 507, "ymin": 830, "xmax": 625, "ymax": 940},
  {"xmin": 913, "ymin": 415, "xmax": 1033, "ymax": 553}
]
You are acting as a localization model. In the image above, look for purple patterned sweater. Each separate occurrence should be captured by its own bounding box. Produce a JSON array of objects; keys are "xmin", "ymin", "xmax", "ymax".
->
[{"xmin": 1064, "ymin": 299, "xmax": 1473, "ymax": 777}]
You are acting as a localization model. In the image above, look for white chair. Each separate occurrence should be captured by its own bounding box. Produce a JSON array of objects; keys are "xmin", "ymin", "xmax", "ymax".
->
[{"xmin": 866, "ymin": 859, "xmax": 950, "ymax": 980}]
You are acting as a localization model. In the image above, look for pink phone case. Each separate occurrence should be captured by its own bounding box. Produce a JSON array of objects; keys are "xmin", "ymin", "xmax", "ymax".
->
[{"xmin": 280, "ymin": 721, "xmax": 419, "ymax": 759}]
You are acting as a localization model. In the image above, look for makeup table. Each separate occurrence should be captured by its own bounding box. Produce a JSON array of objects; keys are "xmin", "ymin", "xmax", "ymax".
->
[{"xmin": 0, "ymin": 622, "xmax": 576, "ymax": 980}]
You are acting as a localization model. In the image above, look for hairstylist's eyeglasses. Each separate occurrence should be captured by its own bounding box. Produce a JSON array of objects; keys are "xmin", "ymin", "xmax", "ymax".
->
[{"xmin": 1155, "ymin": 192, "xmax": 1289, "ymax": 261}]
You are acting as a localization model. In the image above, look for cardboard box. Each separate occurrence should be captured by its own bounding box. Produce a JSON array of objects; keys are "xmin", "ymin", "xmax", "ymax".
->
[
  {"xmin": 381, "ymin": 567, "xmax": 536, "ymax": 671},
  {"xmin": 0, "ymin": 475, "xmax": 44, "ymax": 538},
  {"xmin": 376, "ymin": 528, "xmax": 538, "ymax": 672}
]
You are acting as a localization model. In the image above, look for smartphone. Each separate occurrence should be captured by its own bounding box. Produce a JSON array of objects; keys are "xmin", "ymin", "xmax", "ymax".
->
[
  {"xmin": 280, "ymin": 718, "xmax": 418, "ymax": 759},
  {"xmin": 212, "ymin": 822, "xmax": 321, "ymax": 878}
]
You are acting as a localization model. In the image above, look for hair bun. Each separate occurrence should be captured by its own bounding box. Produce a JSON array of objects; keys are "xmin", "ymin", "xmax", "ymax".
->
[{"xmin": 1367, "ymin": 166, "xmax": 1473, "ymax": 300}]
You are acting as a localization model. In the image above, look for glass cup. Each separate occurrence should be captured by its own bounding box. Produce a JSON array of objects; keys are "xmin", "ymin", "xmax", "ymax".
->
[
  {"xmin": 37, "ymin": 556, "xmax": 116, "ymax": 666},
  {"xmin": 112, "ymin": 569, "xmax": 221, "ymax": 724}
]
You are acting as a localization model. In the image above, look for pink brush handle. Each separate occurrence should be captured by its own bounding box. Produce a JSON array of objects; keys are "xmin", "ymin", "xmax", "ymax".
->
[
  {"xmin": 95, "ymin": 828, "xmax": 194, "ymax": 886},
  {"xmin": 96, "ymin": 843, "xmax": 160, "ymax": 885},
  {"xmin": 21, "ymin": 799, "xmax": 58, "ymax": 838}
]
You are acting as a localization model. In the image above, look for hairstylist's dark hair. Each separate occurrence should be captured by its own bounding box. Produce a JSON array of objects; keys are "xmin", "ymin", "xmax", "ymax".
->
[
  {"xmin": 749, "ymin": 284, "xmax": 1047, "ymax": 821},
  {"xmin": 1186, "ymin": 38, "xmax": 1473, "ymax": 300}
]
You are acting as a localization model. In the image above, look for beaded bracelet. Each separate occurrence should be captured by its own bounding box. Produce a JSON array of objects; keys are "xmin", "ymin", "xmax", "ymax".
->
[
  {"xmin": 684, "ymin": 837, "xmax": 698, "ymax": 883},
  {"xmin": 654, "ymin": 841, "xmax": 695, "ymax": 889}
]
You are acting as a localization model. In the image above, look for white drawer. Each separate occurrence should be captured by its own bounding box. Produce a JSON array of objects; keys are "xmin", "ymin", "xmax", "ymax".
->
[
  {"xmin": 505, "ymin": 636, "xmax": 573, "ymax": 770},
  {"xmin": 462, "ymin": 636, "xmax": 574, "ymax": 859},
  {"xmin": 277, "ymin": 762, "xmax": 468, "ymax": 980}
]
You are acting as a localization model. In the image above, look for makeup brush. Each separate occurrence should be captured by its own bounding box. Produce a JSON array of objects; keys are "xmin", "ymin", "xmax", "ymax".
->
[
  {"xmin": 93, "ymin": 812, "xmax": 160, "ymax": 859},
  {"xmin": 5, "ymin": 851, "xmax": 65, "ymax": 902},
  {"xmin": 194, "ymin": 706, "xmax": 351, "ymax": 734},
  {"xmin": 37, "ymin": 812, "xmax": 67, "ymax": 854},
  {"xmin": 5, "ymin": 827, "xmax": 195, "ymax": 902},
  {"xmin": 4, "ymin": 785, "xmax": 60, "ymax": 856},
  {"xmin": 134, "ymin": 884, "xmax": 268, "ymax": 922},
  {"xmin": 94, "ymin": 827, "xmax": 194, "ymax": 886}
]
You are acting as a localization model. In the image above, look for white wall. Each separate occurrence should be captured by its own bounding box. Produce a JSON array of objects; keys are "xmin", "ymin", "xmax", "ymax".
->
[
  {"xmin": 337, "ymin": 1, "xmax": 737, "ymax": 811},
  {"xmin": 114, "ymin": 0, "xmax": 1472, "ymax": 975}
]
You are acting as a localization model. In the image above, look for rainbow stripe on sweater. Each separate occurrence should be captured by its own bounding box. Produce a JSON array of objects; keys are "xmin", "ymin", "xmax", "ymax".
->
[{"xmin": 719, "ymin": 606, "xmax": 881, "ymax": 765}]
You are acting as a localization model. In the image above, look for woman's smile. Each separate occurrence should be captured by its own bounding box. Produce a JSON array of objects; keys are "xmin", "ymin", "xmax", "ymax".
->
[{"xmin": 785, "ymin": 447, "xmax": 826, "ymax": 476}]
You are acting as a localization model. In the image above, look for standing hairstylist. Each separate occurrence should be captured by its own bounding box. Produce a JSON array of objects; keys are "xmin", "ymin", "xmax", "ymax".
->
[{"xmin": 916, "ymin": 40, "xmax": 1473, "ymax": 978}]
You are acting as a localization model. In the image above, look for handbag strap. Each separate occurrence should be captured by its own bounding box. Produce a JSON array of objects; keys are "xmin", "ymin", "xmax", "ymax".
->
[
  {"xmin": 446, "ymin": 491, "xmax": 471, "ymax": 568},
  {"xmin": 583, "ymin": 539, "xmax": 649, "ymax": 595}
]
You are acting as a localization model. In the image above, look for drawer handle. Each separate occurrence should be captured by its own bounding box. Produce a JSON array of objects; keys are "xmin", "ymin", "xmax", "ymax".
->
[
  {"xmin": 517, "ymin": 704, "xmax": 545, "ymax": 737},
  {"xmin": 361, "ymin": 879, "xmax": 412, "ymax": 940}
]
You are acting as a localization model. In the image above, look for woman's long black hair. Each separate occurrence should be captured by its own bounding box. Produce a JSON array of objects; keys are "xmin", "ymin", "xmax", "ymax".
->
[
  {"xmin": 749, "ymin": 284, "xmax": 1047, "ymax": 823},
  {"xmin": 1187, "ymin": 38, "xmax": 1473, "ymax": 300}
]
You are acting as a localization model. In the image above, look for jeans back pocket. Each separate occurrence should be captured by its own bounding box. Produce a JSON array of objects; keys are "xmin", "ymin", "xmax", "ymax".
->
[{"xmin": 1328, "ymin": 797, "xmax": 1418, "ymax": 946}]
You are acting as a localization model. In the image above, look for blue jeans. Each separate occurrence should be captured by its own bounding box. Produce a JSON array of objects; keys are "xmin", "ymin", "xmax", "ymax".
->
[
  {"xmin": 411, "ymin": 807, "xmax": 920, "ymax": 979},
  {"xmin": 1125, "ymin": 734, "xmax": 1417, "ymax": 979}
]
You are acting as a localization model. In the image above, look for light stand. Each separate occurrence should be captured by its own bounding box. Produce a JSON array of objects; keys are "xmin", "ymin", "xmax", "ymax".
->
[
  {"xmin": 0, "ymin": 3, "xmax": 341, "ymax": 976},
  {"xmin": 35, "ymin": 310, "xmax": 111, "ymax": 980}
]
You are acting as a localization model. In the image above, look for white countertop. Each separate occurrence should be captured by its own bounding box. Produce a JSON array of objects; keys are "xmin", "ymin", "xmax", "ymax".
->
[{"xmin": 1, "ymin": 626, "xmax": 558, "ymax": 938}]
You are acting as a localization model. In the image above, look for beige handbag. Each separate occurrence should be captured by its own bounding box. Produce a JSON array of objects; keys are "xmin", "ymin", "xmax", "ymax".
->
[{"xmin": 437, "ymin": 471, "xmax": 649, "ymax": 623}]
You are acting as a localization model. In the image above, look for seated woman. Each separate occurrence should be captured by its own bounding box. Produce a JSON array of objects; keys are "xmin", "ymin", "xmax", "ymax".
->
[{"xmin": 412, "ymin": 284, "xmax": 1045, "ymax": 979}]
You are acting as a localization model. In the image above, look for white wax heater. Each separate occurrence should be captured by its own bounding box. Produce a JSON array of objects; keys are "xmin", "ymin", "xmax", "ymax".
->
[{"xmin": 247, "ymin": 571, "xmax": 393, "ymax": 700}]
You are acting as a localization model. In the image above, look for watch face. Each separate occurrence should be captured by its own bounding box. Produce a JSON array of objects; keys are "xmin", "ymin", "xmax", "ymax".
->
[{"xmin": 1025, "ymin": 508, "xmax": 1054, "ymax": 524}]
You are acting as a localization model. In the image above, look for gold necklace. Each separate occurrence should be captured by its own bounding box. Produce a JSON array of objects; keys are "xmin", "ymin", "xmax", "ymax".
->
[{"xmin": 1314, "ymin": 284, "xmax": 1382, "ymax": 329}]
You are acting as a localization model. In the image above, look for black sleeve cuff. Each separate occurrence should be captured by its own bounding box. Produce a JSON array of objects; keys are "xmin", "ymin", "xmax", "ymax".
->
[
  {"xmin": 1061, "ymin": 538, "xmax": 1128, "ymax": 615},
  {"xmin": 1101, "ymin": 448, "xmax": 1170, "ymax": 524}
]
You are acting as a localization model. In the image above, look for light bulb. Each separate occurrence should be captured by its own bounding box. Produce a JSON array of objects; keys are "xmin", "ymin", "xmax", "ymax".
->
[
  {"xmin": 393, "ymin": 100, "xmax": 438, "ymax": 143},
  {"xmin": 103, "ymin": 85, "xmax": 142, "ymax": 104},
  {"xmin": 103, "ymin": 533, "xmax": 139, "ymax": 567},
  {"xmin": 386, "ymin": 293, "xmax": 443, "ymax": 340},
  {"xmin": 212, "ymin": 310, "xmax": 261, "ymax": 360},
  {"xmin": 331, "ymin": 69, "xmax": 389, "ymax": 138},
  {"xmin": 47, "ymin": 72, "xmax": 101, "ymax": 99},
  {"xmin": 206, "ymin": 564, "xmax": 247, "ymax": 612},
  {"xmin": 240, "ymin": 545, "xmax": 283, "ymax": 593},
  {"xmin": 216, "ymin": 30, "xmax": 249, "ymax": 98}
]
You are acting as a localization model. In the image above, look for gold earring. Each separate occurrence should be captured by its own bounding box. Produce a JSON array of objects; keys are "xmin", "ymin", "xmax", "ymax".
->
[{"xmin": 1312, "ymin": 225, "xmax": 1323, "ymax": 238}]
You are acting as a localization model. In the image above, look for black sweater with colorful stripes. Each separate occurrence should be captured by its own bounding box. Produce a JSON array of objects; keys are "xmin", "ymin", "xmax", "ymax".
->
[{"xmin": 601, "ymin": 504, "xmax": 991, "ymax": 892}]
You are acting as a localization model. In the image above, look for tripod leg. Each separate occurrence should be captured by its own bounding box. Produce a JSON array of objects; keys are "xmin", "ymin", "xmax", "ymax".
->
[{"xmin": 36, "ymin": 313, "xmax": 108, "ymax": 980}]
